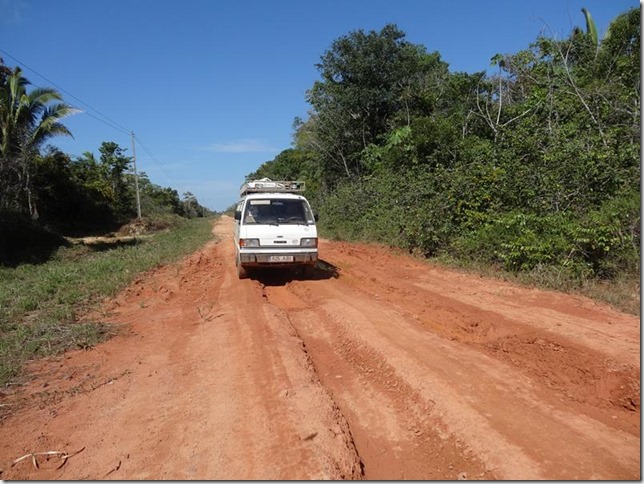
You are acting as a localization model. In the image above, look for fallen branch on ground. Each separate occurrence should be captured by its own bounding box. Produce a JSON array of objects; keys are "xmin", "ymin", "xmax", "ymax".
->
[{"xmin": 11, "ymin": 447, "xmax": 85, "ymax": 470}]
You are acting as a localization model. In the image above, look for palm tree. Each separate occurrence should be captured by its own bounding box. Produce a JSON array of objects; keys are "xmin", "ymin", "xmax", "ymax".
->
[{"xmin": 0, "ymin": 66, "xmax": 78, "ymax": 216}]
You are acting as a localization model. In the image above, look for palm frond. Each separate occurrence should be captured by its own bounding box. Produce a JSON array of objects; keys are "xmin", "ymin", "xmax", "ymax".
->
[
  {"xmin": 581, "ymin": 8, "xmax": 599, "ymax": 51},
  {"xmin": 28, "ymin": 87, "xmax": 63, "ymax": 105}
]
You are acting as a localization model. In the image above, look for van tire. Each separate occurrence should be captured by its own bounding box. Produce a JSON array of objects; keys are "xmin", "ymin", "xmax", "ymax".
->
[
  {"xmin": 236, "ymin": 255, "xmax": 248, "ymax": 279},
  {"xmin": 237, "ymin": 265, "xmax": 248, "ymax": 279}
]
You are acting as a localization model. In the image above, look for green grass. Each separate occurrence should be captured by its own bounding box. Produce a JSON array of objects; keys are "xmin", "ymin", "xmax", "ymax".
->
[{"xmin": 0, "ymin": 216, "xmax": 216, "ymax": 387}]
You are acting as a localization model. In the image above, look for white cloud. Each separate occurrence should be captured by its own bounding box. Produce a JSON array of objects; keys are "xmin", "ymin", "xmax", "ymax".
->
[{"xmin": 202, "ymin": 139, "xmax": 278, "ymax": 153}]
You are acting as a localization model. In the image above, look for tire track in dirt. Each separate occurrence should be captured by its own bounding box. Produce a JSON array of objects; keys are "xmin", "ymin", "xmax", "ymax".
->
[
  {"xmin": 0, "ymin": 217, "xmax": 639, "ymax": 480},
  {"xmin": 0, "ymin": 220, "xmax": 362, "ymax": 480},
  {"xmin": 215, "ymin": 266, "xmax": 362, "ymax": 480},
  {"xmin": 267, "ymin": 288, "xmax": 491, "ymax": 480},
  {"xmin": 321, "ymin": 241, "xmax": 640, "ymax": 429},
  {"xmin": 260, "ymin": 237, "xmax": 639, "ymax": 480}
]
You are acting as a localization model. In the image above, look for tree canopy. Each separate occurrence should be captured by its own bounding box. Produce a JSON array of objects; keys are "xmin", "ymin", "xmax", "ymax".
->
[
  {"xmin": 0, "ymin": 57, "xmax": 211, "ymax": 240},
  {"xmin": 248, "ymin": 9, "xmax": 640, "ymax": 282}
]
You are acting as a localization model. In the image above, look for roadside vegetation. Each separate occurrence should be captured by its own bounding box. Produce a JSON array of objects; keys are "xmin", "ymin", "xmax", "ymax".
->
[
  {"xmin": 0, "ymin": 59, "xmax": 216, "ymax": 386},
  {"xmin": 0, "ymin": 215, "xmax": 214, "ymax": 386},
  {"xmin": 247, "ymin": 8, "xmax": 640, "ymax": 313},
  {"xmin": 0, "ymin": 60, "xmax": 211, "ymax": 247}
]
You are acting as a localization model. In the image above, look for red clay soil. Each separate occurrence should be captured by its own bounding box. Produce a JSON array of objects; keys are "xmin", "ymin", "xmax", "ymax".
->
[{"xmin": 0, "ymin": 216, "xmax": 639, "ymax": 480}]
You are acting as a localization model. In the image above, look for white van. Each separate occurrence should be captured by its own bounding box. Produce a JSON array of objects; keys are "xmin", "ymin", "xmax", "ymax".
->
[{"xmin": 233, "ymin": 179, "xmax": 318, "ymax": 279}]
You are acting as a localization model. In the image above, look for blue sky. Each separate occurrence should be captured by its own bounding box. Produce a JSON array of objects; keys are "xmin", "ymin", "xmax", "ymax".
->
[{"xmin": 0, "ymin": 0, "xmax": 638, "ymax": 211}]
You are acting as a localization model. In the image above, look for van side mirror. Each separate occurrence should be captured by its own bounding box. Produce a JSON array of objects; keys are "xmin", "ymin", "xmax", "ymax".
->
[
  {"xmin": 314, "ymin": 214, "xmax": 319, "ymax": 222},
  {"xmin": 234, "ymin": 210, "xmax": 241, "ymax": 221}
]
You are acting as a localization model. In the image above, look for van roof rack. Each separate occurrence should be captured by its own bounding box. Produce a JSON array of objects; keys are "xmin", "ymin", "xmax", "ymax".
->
[{"xmin": 240, "ymin": 178, "xmax": 305, "ymax": 197}]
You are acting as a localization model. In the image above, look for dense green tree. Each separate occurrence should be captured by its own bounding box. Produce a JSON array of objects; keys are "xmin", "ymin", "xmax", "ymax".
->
[
  {"xmin": 182, "ymin": 192, "xmax": 195, "ymax": 218},
  {"xmin": 137, "ymin": 173, "xmax": 182, "ymax": 216},
  {"xmin": 73, "ymin": 151, "xmax": 111, "ymax": 200},
  {"xmin": 252, "ymin": 7, "xmax": 640, "ymax": 282},
  {"xmin": 303, "ymin": 24, "xmax": 449, "ymax": 185},
  {"xmin": 32, "ymin": 147, "xmax": 115, "ymax": 231},
  {"xmin": 98, "ymin": 141, "xmax": 134, "ymax": 219},
  {"xmin": 0, "ymin": 58, "xmax": 11, "ymax": 84},
  {"xmin": 247, "ymin": 148, "xmax": 314, "ymax": 182},
  {"xmin": 0, "ymin": 64, "xmax": 77, "ymax": 216}
]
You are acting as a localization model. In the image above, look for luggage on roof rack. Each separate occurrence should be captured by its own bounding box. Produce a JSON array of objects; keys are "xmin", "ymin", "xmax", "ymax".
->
[{"xmin": 239, "ymin": 178, "xmax": 306, "ymax": 197}]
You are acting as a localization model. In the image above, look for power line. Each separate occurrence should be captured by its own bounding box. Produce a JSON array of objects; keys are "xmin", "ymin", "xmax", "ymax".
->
[
  {"xmin": 0, "ymin": 49, "xmax": 132, "ymax": 136},
  {"xmin": 135, "ymin": 136, "xmax": 190, "ymax": 195},
  {"xmin": 1, "ymin": 49, "xmax": 191, "ymax": 199},
  {"xmin": 74, "ymin": 109, "xmax": 131, "ymax": 137},
  {"xmin": 135, "ymin": 137, "xmax": 176, "ymax": 182}
]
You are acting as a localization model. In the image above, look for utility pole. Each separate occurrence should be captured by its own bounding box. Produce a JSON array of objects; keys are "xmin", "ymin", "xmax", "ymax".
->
[{"xmin": 131, "ymin": 131, "xmax": 142, "ymax": 219}]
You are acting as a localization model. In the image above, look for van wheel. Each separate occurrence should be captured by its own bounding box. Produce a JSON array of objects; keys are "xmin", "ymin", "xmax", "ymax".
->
[
  {"xmin": 237, "ymin": 264, "xmax": 248, "ymax": 279},
  {"xmin": 236, "ymin": 255, "xmax": 248, "ymax": 279}
]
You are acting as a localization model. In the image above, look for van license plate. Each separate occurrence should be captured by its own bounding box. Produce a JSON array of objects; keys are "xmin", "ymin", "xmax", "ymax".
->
[{"xmin": 269, "ymin": 255, "xmax": 294, "ymax": 262}]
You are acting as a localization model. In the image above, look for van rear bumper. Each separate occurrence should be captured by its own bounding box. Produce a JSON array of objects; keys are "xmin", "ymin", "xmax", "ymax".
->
[{"xmin": 240, "ymin": 250, "xmax": 317, "ymax": 266}]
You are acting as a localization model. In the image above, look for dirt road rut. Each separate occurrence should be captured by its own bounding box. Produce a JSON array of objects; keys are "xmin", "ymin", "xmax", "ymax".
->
[{"xmin": 0, "ymin": 216, "xmax": 639, "ymax": 480}]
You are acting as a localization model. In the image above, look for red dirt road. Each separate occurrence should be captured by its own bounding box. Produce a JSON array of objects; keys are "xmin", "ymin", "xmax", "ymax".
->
[{"xmin": 0, "ymin": 216, "xmax": 639, "ymax": 480}]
